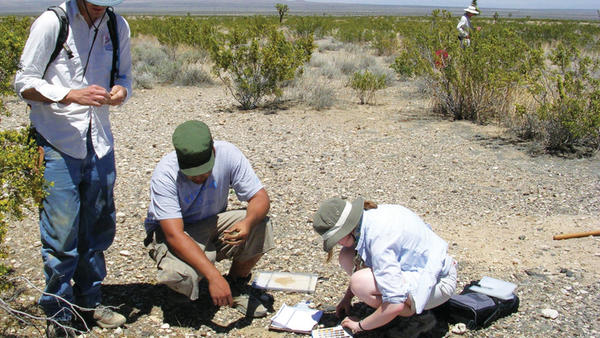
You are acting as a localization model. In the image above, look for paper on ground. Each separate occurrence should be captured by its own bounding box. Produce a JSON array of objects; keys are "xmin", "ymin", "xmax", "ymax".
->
[
  {"xmin": 470, "ymin": 276, "xmax": 517, "ymax": 300},
  {"xmin": 253, "ymin": 271, "xmax": 318, "ymax": 293},
  {"xmin": 271, "ymin": 303, "xmax": 323, "ymax": 332}
]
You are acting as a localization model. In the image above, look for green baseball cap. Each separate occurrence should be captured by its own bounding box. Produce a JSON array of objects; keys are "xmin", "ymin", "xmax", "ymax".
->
[{"xmin": 172, "ymin": 120, "xmax": 215, "ymax": 176}]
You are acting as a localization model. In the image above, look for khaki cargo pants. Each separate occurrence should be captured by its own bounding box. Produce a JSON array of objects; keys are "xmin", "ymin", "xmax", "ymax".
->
[{"xmin": 146, "ymin": 210, "xmax": 274, "ymax": 300}]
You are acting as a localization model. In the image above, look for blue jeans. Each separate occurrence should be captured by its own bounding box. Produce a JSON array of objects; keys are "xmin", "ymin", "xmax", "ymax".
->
[{"xmin": 36, "ymin": 132, "xmax": 116, "ymax": 321}]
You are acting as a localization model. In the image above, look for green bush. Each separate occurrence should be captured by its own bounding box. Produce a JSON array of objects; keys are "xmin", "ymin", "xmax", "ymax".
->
[
  {"xmin": 0, "ymin": 16, "xmax": 45, "ymax": 279},
  {"xmin": 516, "ymin": 43, "xmax": 600, "ymax": 153},
  {"xmin": 370, "ymin": 31, "xmax": 398, "ymax": 56},
  {"xmin": 0, "ymin": 129, "xmax": 47, "ymax": 276},
  {"xmin": 349, "ymin": 70, "xmax": 387, "ymax": 105},
  {"xmin": 392, "ymin": 10, "xmax": 542, "ymax": 123},
  {"xmin": 208, "ymin": 26, "xmax": 314, "ymax": 109}
]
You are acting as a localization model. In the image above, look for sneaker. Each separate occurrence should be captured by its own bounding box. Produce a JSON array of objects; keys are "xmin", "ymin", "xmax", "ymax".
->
[
  {"xmin": 228, "ymin": 275, "xmax": 268, "ymax": 318},
  {"xmin": 45, "ymin": 320, "xmax": 77, "ymax": 338},
  {"xmin": 91, "ymin": 306, "xmax": 126, "ymax": 329}
]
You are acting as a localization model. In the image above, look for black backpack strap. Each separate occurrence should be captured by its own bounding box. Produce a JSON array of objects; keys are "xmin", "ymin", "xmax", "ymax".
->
[
  {"xmin": 106, "ymin": 7, "xmax": 120, "ymax": 88},
  {"xmin": 44, "ymin": 6, "xmax": 72, "ymax": 77}
]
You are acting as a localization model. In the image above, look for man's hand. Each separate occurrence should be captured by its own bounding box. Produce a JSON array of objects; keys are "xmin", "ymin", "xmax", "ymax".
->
[
  {"xmin": 108, "ymin": 85, "xmax": 127, "ymax": 106},
  {"xmin": 61, "ymin": 85, "xmax": 110, "ymax": 106},
  {"xmin": 207, "ymin": 274, "xmax": 233, "ymax": 307},
  {"xmin": 222, "ymin": 220, "xmax": 251, "ymax": 246}
]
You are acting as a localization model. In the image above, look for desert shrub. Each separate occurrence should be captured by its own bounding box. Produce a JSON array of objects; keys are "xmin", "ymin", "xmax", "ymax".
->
[
  {"xmin": 175, "ymin": 63, "xmax": 214, "ymax": 87},
  {"xmin": 317, "ymin": 38, "xmax": 343, "ymax": 52},
  {"xmin": 133, "ymin": 71, "xmax": 155, "ymax": 89},
  {"xmin": 336, "ymin": 54, "xmax": 360, "ymax": 75},
  {"xmin": 208, "ymin": 26, "xmax": 314, "ymax": 109},
  {"xmin": 320, "ymin": 63, "xmax": 342, "ymax": 80},
  {"xmin": 370, "ymin": 31, "xmax": 398, "ymax": 56},
  {"xmin": 366, "ymin": 64, "xmax": 396, "ymax": 87},
  {"xmin": 514, "ymin": 43, "xmax": 600, "ymax": 153},
  {"xmin": 309, "ymin": 53, "xmax": 329, "ymax": 68},
  {"xmin": 392, "ymin": 10, "xmax": 542, "ymax": 123},
  {"xmin": 131, "ymin": 37, "xmax": 213, "ymax": 88},
  {"xmin": 0, "ymin": 129, "xmax": 47, "ymax": 277},
  {"xmin": 349, "ymin": 70, "xmax": 387, "ymax": 105},
  {"xmin": 290, "ymin": 73, "xmax": 336, "ymax": 110},
  {"xmin": 0, "ymin": 16, "xmax": 44, "ymax": 280}
]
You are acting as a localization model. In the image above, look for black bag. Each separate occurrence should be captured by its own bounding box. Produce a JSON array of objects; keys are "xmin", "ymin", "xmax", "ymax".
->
[{"xmin": 441, "ymin": 280, "xmax": 519, "ymax": 329}]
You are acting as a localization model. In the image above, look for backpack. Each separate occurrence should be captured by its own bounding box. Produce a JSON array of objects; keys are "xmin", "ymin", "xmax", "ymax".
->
[
  {"xmin": 436, "ymin": 280, "xmax": 519, "ymax": 330},
  {"xmin": 45, "ymin": 5, "xmax": 120, "ymax": 87}
]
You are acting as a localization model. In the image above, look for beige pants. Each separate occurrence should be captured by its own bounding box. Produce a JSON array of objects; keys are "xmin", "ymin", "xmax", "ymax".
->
[{"xmin": 146, "ymin": 210, "xmax": 274, "ymax": 300}]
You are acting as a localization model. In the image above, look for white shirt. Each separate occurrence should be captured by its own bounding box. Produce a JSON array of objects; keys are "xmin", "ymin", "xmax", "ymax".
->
[
  {"xmin": 14, "ymin": 0, "xmax": 132, "ymax": 159},
  {"xmin": 355, "ymin": 204, "xmax": 453, "ymax": 314},
  {"xmin": 457, "ymin": 14, "xmax": 472, "ymax": 38}
]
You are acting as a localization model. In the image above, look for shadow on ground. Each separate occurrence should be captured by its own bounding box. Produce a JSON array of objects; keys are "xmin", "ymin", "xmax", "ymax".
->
[{"xmin": 101, "ymin": 282, "xmax": 271, "ymax": 334}]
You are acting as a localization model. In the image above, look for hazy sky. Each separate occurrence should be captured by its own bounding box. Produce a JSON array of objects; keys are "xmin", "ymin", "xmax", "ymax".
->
[{"xmin": 307, "ymin": 0, "xmax": 599, "ymax": 10}]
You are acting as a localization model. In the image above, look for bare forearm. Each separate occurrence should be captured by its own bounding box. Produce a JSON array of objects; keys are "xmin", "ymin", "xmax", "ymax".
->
[
  {"xmin": 360, "ymin": 302, "xmax": 406, "ymax": 331},
  {"xmin": 244, "ymin": 188, "xmax": 270, "ymax": 227}
]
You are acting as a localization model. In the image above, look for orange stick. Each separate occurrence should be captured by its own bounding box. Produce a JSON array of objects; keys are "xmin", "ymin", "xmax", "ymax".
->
[{"xmin": 553, "ymin": 230, "xmax": 600, "ymax": 240}]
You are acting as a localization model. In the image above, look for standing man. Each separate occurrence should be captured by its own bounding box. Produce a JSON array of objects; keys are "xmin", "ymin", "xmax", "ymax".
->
[
  {"xmin": 144, "ymin": 120, "xmax": 274, "ymax": 318},
  {"xmin": 14, "ymin": 0, "xmax": 131, "ymax": 334},
  {"xmin": 457, "ymin": 5, "xmax": 480, "ymax": 48}
]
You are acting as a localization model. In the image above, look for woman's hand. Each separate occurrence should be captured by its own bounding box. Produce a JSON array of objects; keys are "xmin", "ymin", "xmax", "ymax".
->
[
  {"xmin": 336, "ymin": 293, "xmax": 352, "ymax": 318},
  {"xmin": 341, "ymin": 317, "xmax": 362, "ymax": 334}
]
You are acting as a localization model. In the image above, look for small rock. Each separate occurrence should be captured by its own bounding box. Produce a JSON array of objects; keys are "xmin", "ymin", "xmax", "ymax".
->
[
  {"xmin": 518, "ymin": 235, "xmax": 526, "ymax": 240},
  {"xmin": 161, "ymin": 323, "xmax": 170, "ymax": 329},
  {"xmin": 451, "ymin": 323, "xmax": 467, "ymax": 334},
  {"xmin": 541, "ymin": 308, "xmax": 559, "ymax": 319},
  {"xmin": 114, "ymin": 327, "xmax": 123, "ymax": 334},
  {"xmin": 119, "ymin": 250, "xmax": 131, "ymax": 257}
]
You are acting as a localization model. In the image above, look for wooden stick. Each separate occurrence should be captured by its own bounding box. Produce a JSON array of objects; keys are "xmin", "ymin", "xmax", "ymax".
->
[{"xmin": 553, "ymin": 230, "xmax": 600, "ymax": 240}]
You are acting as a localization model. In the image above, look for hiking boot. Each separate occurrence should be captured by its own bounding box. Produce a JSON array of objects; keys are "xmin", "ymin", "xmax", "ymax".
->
[
  {"xmin": 91, "ymin": 306, "xmax": 126, "ymax": 328},
  {"xmin": 228, "ymin": 275, "xmax": 268, "ymax": 318},
  {"xmin": 45, "ymin": 320, "xmax": 77, "ymax": 338}
]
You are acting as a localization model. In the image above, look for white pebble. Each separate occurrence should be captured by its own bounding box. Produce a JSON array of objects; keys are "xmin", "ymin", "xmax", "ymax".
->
[
  {"xmin": 451, "ymin": 323, "xmax": 467, "ymax": 334},
  {"xmin": 541, "ymin": 308, "xmax": 559, "ymax": 319},
  {"xmin": 161, "ymin": 323, "xmax": 170, "ymax": 329},
  {"xmin": 119, "ymin": 250, "xmax": 131, "ymax": 256},
  {"xmin": 114, "ymin": 327, "xmax": 123, "ymax": 334}
]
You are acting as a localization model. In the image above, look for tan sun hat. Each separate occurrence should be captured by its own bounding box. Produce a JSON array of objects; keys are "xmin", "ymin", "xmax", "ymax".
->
[{"xmin": 312, "ymin": 197, "xmax": 364, "ymax": 252}]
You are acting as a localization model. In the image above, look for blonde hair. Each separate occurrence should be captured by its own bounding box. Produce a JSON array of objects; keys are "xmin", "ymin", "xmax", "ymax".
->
[{"xmin": 325, "ymin": 200, "xmax": 377, "ymax": 263}]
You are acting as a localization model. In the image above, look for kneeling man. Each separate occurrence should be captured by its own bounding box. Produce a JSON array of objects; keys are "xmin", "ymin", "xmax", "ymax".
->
[{"xmin": 144, "ymin": 120, "xmax": 273, "ymax": 317}]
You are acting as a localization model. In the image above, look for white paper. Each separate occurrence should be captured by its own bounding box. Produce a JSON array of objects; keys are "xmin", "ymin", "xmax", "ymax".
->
[
  {"xmin": 271, "ymin": 303, "xmax": 323, "ymax": 332},
  {"xmin": 470, "ymin": 276, "xmax": 517, "ymax": 300},
  {"xmin": 253, "ymin": 271, "xmax": 318, "ymax": 293}
]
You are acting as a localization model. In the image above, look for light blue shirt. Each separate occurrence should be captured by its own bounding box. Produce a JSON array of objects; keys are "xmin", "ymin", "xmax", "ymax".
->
[
  {"xmin": 14, "ymin": 0, "xmax": 132, "ymax": 159},
  {"xmin": 355, "ymin": 204, "xmax": 452, "ymax": 314},
  {"xmin": 144, "ymin": 141, "xmax": 263, "ymax": 233}
]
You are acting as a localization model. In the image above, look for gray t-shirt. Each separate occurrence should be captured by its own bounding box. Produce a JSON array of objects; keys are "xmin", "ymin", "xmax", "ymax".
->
[{"xmin": 144, "ymin": 140, "xmax": 263, "ymax": 233}]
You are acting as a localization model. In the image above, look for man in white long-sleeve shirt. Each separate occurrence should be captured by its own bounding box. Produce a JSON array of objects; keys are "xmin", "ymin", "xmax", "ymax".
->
[
  {"xmin": 14, "ymin": 0, "xmax": 131, "ymax": 334},
  {"xmin": 457, "ymin": 5, "xmax": 480, "ymax": 48}
]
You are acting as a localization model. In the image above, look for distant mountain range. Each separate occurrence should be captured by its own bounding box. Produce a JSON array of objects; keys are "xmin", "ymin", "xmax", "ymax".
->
[{"xmin": 0, "ymin": 0, "xmax": 598, "ymax": 20}]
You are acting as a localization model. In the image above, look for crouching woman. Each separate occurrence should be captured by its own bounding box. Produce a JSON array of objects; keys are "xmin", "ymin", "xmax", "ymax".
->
[{"xmin": 312, "ymin": 197, "xmax": 457, "ymax": 334}]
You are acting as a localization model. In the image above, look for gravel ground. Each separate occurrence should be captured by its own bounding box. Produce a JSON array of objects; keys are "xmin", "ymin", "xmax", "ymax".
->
[{"xmin": 1, "ymin": 81, "xmax": 599, "ymax": 337}]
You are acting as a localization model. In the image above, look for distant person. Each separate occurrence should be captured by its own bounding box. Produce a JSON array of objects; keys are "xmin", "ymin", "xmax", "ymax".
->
[
  {"xmin": 144, "ymin": 120, "xmax": 274, "ymax": 318},
  {"xmin": 311, "ymin": 197, "xmax": 457, "ymax": 335},
  {"xmin": 14, "ymin": 0, "xmax": 131, "ymax": 335},
  {"xmin": 457, "ymin": 5, "xmax": 480, "ymax": 48}
]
